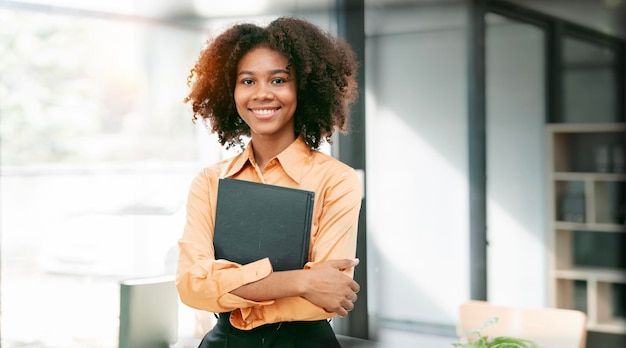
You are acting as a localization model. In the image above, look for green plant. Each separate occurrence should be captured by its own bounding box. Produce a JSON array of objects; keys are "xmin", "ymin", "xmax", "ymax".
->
[{"xmin": 453, "ymin": 317, "xmax": 539, "ymax": 348}]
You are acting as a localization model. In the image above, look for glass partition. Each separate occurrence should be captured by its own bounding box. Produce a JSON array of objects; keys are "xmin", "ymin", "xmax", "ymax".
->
[{"xmin": 561, "ymin": 35, "xmax": 621, "ymax": 123}]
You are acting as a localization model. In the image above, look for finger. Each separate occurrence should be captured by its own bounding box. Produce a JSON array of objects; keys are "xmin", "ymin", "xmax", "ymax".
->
[
  {"xmin": 342, "ymin": 300, "xmax": 355, "ymax": 312},
  {"xmin": 336, "ymin": 306, "xmax": 348, "ymax": 318},
  {"xmin": 330, "ymin": 258, "xmax": 359, "ymax": 271},
  {"xmin": 351, "ymin": 281, "xmax": 360, "ymax": 293},
  {"xmin": 351, "ymin": 293, "xmax": 358, "ymax": 302}
]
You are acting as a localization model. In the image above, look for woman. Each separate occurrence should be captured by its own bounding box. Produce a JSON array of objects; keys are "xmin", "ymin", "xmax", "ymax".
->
[{"xmin": 176, "ymin": 16, "xmax": 362, "ymax": 347}]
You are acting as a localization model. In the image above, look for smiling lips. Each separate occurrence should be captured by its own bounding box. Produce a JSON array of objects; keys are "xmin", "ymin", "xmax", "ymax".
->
[{"xmin": 250, "ymin": 107, "xmax": 280, "ymax": 119}]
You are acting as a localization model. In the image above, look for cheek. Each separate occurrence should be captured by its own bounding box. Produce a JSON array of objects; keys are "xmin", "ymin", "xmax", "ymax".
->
[
  {"xmin": 282, "ymin": 88, "xmax": 298, "ymax": 106},
  {"xmin": 233, "ymin": 88, "xmax": 242, "ymax": 104},
  {"xmin": 233, "ymin": 89, "xmax": 247, "ymax": 109}
]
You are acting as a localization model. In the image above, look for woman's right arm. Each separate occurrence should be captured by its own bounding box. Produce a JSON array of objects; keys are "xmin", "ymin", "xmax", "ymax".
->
[{"xmin": 176, "ymin": 170, "xmax": 276, "ymax": 313}]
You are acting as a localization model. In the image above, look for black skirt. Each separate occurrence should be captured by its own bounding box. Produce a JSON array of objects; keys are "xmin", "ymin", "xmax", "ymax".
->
[{"xmin": 198, "ymin": 312, "xmax": 342, "ymax": 348}]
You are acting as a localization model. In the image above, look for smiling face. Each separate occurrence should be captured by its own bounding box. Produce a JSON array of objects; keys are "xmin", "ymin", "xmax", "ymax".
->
[{"xmin": 234, "ymin": 46, "xmax": 297, "ymax": 144}]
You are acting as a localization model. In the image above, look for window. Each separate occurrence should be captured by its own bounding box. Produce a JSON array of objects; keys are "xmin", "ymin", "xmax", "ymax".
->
[{"xmin": 0, "ymin": 5, "xmax": 213, "ymax": 346}]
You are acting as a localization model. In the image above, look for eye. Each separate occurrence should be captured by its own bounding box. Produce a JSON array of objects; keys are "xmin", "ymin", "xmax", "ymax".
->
[
  {"xmin": 271, "ymin": 77, "xmax": 287, "ymax": 85},
  {"xmin": 240, "ymin": 78, "xmax": 254, "ymax": 85}
]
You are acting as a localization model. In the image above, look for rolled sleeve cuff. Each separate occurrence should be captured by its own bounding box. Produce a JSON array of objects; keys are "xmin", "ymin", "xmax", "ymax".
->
[
  {"xmin": 230, "ymin": 297, "xmax": 334, "ymax": 330},
  {"xmin": 216, "ymin": 258, "xmax": 274, "ymax": 309},
  {"xmin": 239, "ymin": 257, "xmax": 273, "ymax": 285}
]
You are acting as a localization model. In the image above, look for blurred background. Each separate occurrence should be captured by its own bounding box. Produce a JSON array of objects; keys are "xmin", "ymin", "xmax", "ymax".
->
[{"xmin": 1, "ymin": 0, "xmax": 624, "ymax": 347}]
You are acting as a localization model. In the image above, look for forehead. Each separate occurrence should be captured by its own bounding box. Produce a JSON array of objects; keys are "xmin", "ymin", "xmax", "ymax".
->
[{"xmin": 237, "ymin": 47, "xmax": 290, "ymax": 72}]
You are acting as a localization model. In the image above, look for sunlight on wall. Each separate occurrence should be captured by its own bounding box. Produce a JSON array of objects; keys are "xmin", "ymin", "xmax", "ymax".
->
[
  {"xmin": 486, "ymin": 14, "xmax": 547, "ymax": 307},
  {"xmin": 366, "ymin": 87, "xmax": 470, "ymax": 326},
  {"xmin": 365, "ymin": 21, "xmax": 471, "ymax": 328},
  {"xmin": 487, "ymin": 202, "xmax": 546, "ymax": 302}
]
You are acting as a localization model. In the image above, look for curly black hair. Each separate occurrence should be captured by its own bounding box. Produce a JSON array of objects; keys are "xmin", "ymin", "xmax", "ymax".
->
[{"xmin": 184, "ymin": 17, "xmax": 359, "ymax": 150}]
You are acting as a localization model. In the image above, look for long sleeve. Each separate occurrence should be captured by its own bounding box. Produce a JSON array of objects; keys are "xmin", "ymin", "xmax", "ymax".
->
[{"xmin": 176, "ymin": 169, "xmax": 275, "ymax": 314}]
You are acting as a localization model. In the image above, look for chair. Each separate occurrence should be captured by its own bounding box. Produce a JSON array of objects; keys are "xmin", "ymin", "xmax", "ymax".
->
[{"xmin": 457, "ymin": 300, "xmax": 587, "ymax": 348}]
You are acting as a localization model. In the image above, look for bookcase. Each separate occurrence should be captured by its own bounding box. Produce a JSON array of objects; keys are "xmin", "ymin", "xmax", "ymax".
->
[{"xmin": 546, "ymin": 122, "xmax": 626, "ymax": 334}]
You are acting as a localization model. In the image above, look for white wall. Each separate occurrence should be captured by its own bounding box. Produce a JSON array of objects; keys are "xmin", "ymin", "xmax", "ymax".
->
[{"xmin": 485, "ymin": 14, "xmax": 547, "ymax": 307}]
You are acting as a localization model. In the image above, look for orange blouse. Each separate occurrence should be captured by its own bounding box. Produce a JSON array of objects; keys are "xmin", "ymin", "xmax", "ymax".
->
[{"xmin": 176, "ymin": 136, "xmax": 362, "ymax": 330}]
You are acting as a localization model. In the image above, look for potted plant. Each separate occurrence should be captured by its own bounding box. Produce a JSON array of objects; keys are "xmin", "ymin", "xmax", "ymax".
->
[{"xmin": 453, "ymin": 317, "xmax": 538, "ymax": 348}]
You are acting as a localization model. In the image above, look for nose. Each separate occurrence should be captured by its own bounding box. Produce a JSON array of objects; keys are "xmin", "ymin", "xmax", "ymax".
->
[{"xmin": 253, "ymin": 83, "xmax": 274, "ymax": 100}]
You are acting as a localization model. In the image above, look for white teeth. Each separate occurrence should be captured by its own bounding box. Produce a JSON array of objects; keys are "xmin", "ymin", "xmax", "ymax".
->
[{"xmin": 253, "ymin": 109, "xmax": 275, "ymax": 115}]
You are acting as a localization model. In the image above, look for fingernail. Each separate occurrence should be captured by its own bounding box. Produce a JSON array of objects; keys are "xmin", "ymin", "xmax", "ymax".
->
[{"xmin": 353, "ymin": 258, "xmax": 360, "ymax": 265}]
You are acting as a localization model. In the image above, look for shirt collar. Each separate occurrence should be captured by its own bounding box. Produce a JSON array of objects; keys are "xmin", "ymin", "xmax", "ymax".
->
[
  {"xmin": 223, "ymin": 145, "xmax": 252, "ymax": 178},
  {"xmin": 276, "ymin": 136, "xmax": 311, "ymax": 184},
  {"xmin": 223, "ymin": 136, "xmax": 311, "ymax": 183}
]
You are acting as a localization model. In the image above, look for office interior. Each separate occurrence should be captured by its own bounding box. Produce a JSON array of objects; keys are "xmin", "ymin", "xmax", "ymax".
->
[{"xmin": 0, "ymin": 0, "xmax": 624, "ymax": 347}]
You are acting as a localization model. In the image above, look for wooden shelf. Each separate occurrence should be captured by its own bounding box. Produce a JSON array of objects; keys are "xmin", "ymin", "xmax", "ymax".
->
[
  {"xmin": 588, "ymin": 320, "xmax": 626, "ymax": 335},
  {"xmin": 554, "ymin": 267, "xmax": 626, "ymax": 283},
  {"xmin": 553, "ymin": 172, "xmax": 626, "ymax": 181},
  {"xmin": 553, "ymin": 221, "xmax": 626, "ymax": 233},
  {"xmin": 546, "ymin": 123, "xmax": 626, "ymax": 133}
]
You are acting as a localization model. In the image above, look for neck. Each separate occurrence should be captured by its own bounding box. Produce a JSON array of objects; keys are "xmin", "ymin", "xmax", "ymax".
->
[{"xmin": 251, "ymin": 135, "xmax": 296, "ymax": 170}]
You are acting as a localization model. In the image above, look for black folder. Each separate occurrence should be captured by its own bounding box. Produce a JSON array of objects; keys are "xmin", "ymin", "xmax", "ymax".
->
[{"xmin": 213, "ymin": 178, "xmax": 315, "ymax": 271}]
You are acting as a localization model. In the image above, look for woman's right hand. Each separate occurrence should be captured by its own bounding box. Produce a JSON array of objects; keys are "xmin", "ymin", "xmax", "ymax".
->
[{"xmin": 300, "ymin": 258, "xmax": 360, "ymax": 317}]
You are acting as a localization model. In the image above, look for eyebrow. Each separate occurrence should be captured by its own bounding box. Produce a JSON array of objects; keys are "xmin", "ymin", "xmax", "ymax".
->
[{"xmin": 238, "ymin": 69, "xmax": 291, "ymax": 76}]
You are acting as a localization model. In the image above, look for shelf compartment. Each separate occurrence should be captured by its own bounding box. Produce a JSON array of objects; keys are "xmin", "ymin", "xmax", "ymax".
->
[
  {"xmin": 555, "ymin": 278, "xmax": 586, "ymax": 312},
  {"xmin": 555, "ymin": 180, "xmax": 586, "ymax": 223},
  {"xmin": 572, "ymin": 230, "xmax": 626, "ymax": 270},
  {"xmin": 553, "ymin": 178, "xmax": 625, "ymax": 226},
  {"xmin": 594, "ymin": 181, "xmax": 625, "ymax": 225},
  {"xmin": 550, "ymin": 127, "xmax": 625, "ymax": 173},
  {"xmin": 596, "ymin": 282, "xmax": 626, "ymax": 333},
  {"xmin": 554, "ymin": 228, "xmax": 626, "ymax": 274}
]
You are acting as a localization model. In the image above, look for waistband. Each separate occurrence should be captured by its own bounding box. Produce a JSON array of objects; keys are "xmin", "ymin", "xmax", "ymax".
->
[{"xmin": 217, "ymin": 312, "xmax": 327, "ymax": 334}]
